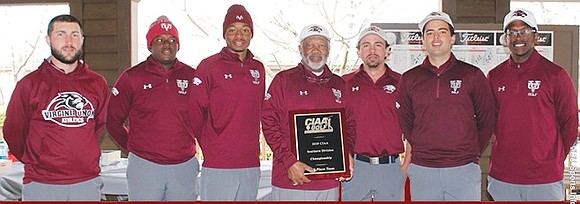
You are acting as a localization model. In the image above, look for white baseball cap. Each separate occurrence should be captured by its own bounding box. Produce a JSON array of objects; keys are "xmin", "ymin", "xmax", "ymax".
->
[
  {"xmin": 418, "ymin": 11, "xmax": 455, "ymax": 33},
  {"xmin": 299, "ymin": 24, "xmax": 331, "ymax": 43},
  {"xmin": 503, "ymin": 8, "xmax": 538, "ymax": 32},
  {"xmin": 357, "ymin": 26, "xmax": 389, "ymax": 47}
]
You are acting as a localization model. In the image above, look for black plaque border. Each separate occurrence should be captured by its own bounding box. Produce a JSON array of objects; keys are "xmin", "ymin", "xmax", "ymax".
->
[{"xmin": 289, "ymin": 108, "xmax": 349, "ymax": 180}]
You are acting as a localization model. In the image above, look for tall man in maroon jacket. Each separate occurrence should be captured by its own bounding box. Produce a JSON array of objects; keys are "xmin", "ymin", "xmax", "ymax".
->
[
  {"xmin": 396, "ymin": 11, "xmax": 496, "ymax": 201},
  {"xmin": 341, "ymin": 26, "xmax": 407, "ymax": 201},
  {"xmin": 107, "ymin": 16, "xmax": 198, "ymax": 201},
  {"xmin": 262, "ymin": 24, "xmax": 355, "ymax": 201},
  {"xmin": 487, "ymin": 9, "xmax": 578, "ymax": 201},
  {"xmin": 190, "ymin": 4, "xmax": 265, "ymax": 201},
  {"xmin": 3, "ymin": 14, "xmax": 109, "ymax": 201}
]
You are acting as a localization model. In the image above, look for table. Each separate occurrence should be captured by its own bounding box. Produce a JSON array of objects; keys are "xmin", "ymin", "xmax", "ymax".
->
[{"xmin": 0, "ymin": 159, "xmax": 129, "ymax": 201}]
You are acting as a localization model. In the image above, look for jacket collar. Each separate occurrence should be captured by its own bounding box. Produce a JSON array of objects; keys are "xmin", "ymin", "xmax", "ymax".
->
[
  {"xmin": 421, "ymin": 53, "xmax": 458, "ymax": 75},
  {"xmin": 298, "ymin": 63, "xmax": 333, "ymax": 84}
]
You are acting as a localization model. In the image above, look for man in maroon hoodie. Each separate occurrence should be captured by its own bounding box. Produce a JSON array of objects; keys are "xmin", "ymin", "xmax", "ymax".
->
[
  {"xmin": 487, "ymin": 8, "xmax": 578, "ymax": 201},
  {"xmin": 107, "ymin": 16, "xmax": 198, "ymax": 201},
  {"xmin": 190, "ymin": 4, "xmax": 265, "ymax": 201},
  {"xmin": 396, "ymin": 11, "xmax": 496, "ymax": 201},
  {"xmin": 262, "ymin": 24, "xmax": 355, "ymax": 201},
  {"xmin": 3, "ymin": 14, "xmax": 109, "ymax": 201}
]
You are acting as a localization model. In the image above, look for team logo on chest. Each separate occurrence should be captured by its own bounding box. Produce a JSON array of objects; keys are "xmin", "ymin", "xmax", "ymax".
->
[
  {"xmin": 193, "ymin": 77, "xmax": 202, "ymax": 86},
  {"xmin": 42, "ymin": 92, "xmax": 95, "ymax": 128},
  {"xmin": 176, "ymin": 79, "xmax": 188, "ymax": 95},
  {"xmin": 250, "ymin": 69, "xmax": 261, "ymax": 85},
  {"xmin": 383, "ymin": 85, "xmax": 396, "ymax": 94},
  {"xmin": 527, "ymin": 80, "xmax": 541, "ymax": 96},
  {"xmin": 352, "ymin": 86, "xmax": 359, "ymax": 92},
  {"xmin": 450, "ymin": 80, "xmax": 462, "ymax": 94},
  {"xmin": 332, "ymin": 88, "xmax": 342, "ymax": 104},
  {"xmin": 224, "ymin": 73, "xmax": 233, "ymax": 79}
]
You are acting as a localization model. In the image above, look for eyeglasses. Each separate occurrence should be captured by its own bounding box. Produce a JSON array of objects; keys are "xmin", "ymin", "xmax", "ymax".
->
[{"xmin": 506, "ymin": 29, "xmax": 536, "ymax": 37}]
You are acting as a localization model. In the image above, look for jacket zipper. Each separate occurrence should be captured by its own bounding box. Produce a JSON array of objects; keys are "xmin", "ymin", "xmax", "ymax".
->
[{"xmin": 436, "ymin": 73, "xmax": 440, "ymax": 98}]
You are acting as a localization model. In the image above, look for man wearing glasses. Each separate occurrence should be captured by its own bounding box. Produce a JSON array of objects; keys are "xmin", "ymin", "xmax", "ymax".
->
[{"xmin": 487, "ymin": 8, "xmax": 578, "ymax": 201}]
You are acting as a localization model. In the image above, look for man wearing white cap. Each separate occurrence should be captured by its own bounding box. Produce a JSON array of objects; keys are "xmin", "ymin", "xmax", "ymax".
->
[
  {"xmin": 487, "ymin": 8, "xmax": 578, "ymax": 201},
  {"xmin": 341, "ymin": 26, "xmax": 407, "ymax": 201},
  {"xmin": 396, "ymin": 11, "xmax": 496, "ymax": 201},
  {"xmin": 261, "ymin": 24, "xmax": 355, "ymax": 201}
]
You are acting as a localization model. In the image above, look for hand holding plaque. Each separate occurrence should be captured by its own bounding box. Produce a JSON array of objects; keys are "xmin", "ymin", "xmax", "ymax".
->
[{"xmin": 289, "ymin": 108, "xmax": 350, "ymax": 180}]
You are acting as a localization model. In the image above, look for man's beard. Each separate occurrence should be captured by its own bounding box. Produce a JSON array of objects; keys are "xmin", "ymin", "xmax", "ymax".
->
[
  {"xmin": 301, "ymin": 53, "xmax": 327, "ymax": 70},
  {"xmin": 51, "ymin": 47, "xmax": 83, "ymax": 65},
  {"xmin": 367, "ymin": 61, "xmax": 380, "ymax": 68}
]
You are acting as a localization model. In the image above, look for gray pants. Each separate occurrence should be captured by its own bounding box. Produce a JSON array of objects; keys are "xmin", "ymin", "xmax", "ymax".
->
[
  {"xmin": 22, "ymin": 177, "xmax": 103, "ymax": 201},
  {"xmin": 271, "ymin": 186, "xmax": 338, "ymax": 201},
  {"xmin": 199, "ymin": 166, "xmax": 260, "ymax": 201},
  {"xmin": 408, "ymin": 162, "xmax": 481, "ymax": 201},
  {"xmin": 487, "ymin": 176, "xmax": 564, "ymax": 201},
  {"xmin": 342, "ymin": 158, "xmax": 406, "ymax": 201},
  {"xmin": 127, "ymin": 153, "xmax": 200, "ymax": 201}
]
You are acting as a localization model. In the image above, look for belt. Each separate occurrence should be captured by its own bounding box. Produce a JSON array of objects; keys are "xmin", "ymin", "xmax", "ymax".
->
[{"xmin": 355, "ymin": 154, "xmax": 399, "ymax": 165}]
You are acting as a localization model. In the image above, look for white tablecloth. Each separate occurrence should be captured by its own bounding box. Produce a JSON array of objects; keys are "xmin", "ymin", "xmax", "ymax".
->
[
  {"xmin": 0, "ymin": 159, "xmax": 129, "ymax": 201},
  {"xmin": 0, "ymin": 159, "xmax": 273, "ymax": 201}
]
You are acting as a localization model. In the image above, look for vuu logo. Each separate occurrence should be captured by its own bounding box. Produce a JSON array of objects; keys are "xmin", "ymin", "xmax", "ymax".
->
[
  {"xmin": 304, "ymin": 116, "xmax": 334, "ymax": 134},
  {"xmin": 161, "ymin": 23, "xmax": 173, "ymax": 31},
  {"xmin": 176, "ymin": 79, "xmax": 188, "ymax": 95},
  {"xmin": 250, "ymin": 69, "xmax": 260, "ymax": 85},
  {"xmin": 332, "ymin": 88, "xmax": 342, "ymax": 104},
  {"xmin": 236, "ymin": 15, "xmax": 244, "ymax": 21},
  {"xmin": 527, "ymin": 80, "xmax": 541, "ymax": 96},
  {"xmin": 450, "ymin": 80, "xmax": 462, "ymax": 94},
  {"xmin": 42, "ymin": 92, "xmax": 95, "ymax": 128}
]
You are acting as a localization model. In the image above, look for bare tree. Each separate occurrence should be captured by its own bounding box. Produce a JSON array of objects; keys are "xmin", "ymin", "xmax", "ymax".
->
[
  {"xmin": 261, "ymin": 0, "xmax": 385, "ymax": 76},
  {"xmin": 10, "ymin": 33, "xmax": 42, "ymax": 82}
]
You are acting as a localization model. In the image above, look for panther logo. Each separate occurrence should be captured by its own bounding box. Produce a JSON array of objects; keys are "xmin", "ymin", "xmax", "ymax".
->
[{"xmin": 42, "ymin": 92, "xmax": 95, "ymax": 127}]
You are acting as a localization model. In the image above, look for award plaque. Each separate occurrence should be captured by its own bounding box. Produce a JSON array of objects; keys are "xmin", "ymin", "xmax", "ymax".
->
[{"xmin": 289, "ymin": 108, "xmax": 349, "ymax": 180}]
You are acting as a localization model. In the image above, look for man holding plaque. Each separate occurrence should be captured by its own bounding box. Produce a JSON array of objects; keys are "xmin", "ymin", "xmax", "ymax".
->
[
  {"xmin": 396, "ymin": 11, "xmax": 496, "ymax": 201},
  {"xmin": 261, "ymin": 24, "xmax": 355, "ymax": 201},
  {"xmin": 341, "ymin": 26, "xmax": 407, "ymax": 201}
]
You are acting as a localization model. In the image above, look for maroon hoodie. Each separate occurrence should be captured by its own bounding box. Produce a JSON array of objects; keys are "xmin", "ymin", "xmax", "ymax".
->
[{"xmin": 3, "ymin": 59, "xmax": 109, "ymax": 184}]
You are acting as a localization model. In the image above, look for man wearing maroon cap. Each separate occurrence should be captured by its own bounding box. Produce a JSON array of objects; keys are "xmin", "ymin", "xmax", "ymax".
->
[
  {"xmin": 107, "ymin": 15, "xmax": 199, "ymax": 201},
  {"xmin": 396, "ymin": 11, "xmax": 496, "ymax": 201},
  {"xmin": 191, "ymin": 4, "xmax": 265, "ymax": 201},
  {"xmin": 341, "ymin": 26, "xmax": 407, "ymax": 201},
  {"xmin": 262, "ymin": 24, "xmax": 355, "ymax": 201},
  {"xmin": 487, "ymin": 9, "xmax": 578, "ymax": 201},
  {"xmin": 3, "ymin": 14, "xmax": 109, "ymax": 201}
]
